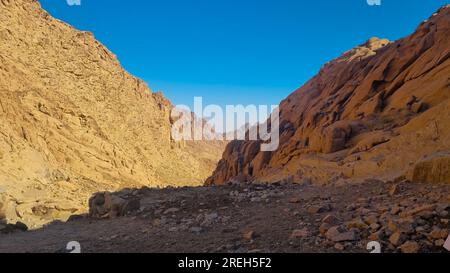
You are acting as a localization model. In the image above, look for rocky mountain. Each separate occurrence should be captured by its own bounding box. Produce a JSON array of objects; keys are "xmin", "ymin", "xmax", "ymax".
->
[
  {"xmin": 206, "ymin": 5, "xmax": 450, "ymax": 186},
  {"xmin": 0, "ymin": 0, "xmax": 225, "ymax": 228}
]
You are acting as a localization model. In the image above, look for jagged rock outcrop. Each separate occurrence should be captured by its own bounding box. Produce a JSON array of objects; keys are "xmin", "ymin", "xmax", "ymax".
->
[
  {"xmin": 207, "ymin": 5, "xmax": 450, "ymax": 186},
  {"xmin": 0, "ymin": 0, "xmax": 225, "ymax": 228}
]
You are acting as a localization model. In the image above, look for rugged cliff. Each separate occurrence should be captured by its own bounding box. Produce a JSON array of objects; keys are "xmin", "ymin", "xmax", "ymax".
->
[
  {"xmin": 207, "ymin": 5, "xmax": 450, "ymax": 186},
  {"xmin": 0, "ymin": 0, "xmax": 225, "ymax": 228}
]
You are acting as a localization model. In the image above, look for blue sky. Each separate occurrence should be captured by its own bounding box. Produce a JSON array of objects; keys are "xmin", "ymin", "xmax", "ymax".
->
[{"xmin": 40, "ymin": 0, "xmax": 448, "ymax": 109}]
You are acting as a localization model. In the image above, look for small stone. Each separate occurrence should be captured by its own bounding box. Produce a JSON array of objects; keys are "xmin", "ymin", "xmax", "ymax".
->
[
  {"xmin": 163, "ymin": 208, "xmax": 180, "ymax": 215},
  {"xmin": 291, "ymin": 228, "xmax": 310, "ymax": 238},
  {"xmin": 346, "ymin": 204, "xmax": 357, "ymax": 211},
  {"xmin": 389, "ymin": 232, "xmax": 406, "ymax": 246},
  {"xmin": 152, "ymin": 218, "xmax": 161, "ymax": 226},
  {"xmin": 364, "ymin": 215, "xmax": 379, "ymax": 225},
  {"xmin": 190, "ymin": 227, "xmax": 203, "ymax": 233},
  {"xmin": 308, "ymin": 204, "xmax": 332, "ymax": 214},
  {"xmin": 168, "ymin": 227, "xmax": 178, "ymax": 232},
  {"xmin": 387, "ymin": 221, "xmax": 398, "ymax": 233},
  {"xmin": 319, "ymin": 223, "xmax": 332, "ymax": 235},
  {"xmin": 243, "ymin": 230, "xmax": 258, "ymax": 241},
  {"xmin": 400, "ymin": 204, "xmax": 436, "ymax": 217},
  {"xmin": 415, "ymin": 226, "xmax": 426, "ymax": 233},
  {"xmin": 396, "ymin": 218, "xmax": 415, "ymax": 234},
  {"xmin": 434, "ymin": 239, "xmax": 445, "ymax": 247},
  {"xmin": 368, "ymin": 230, "xmax": 384, "ymax": 241},
  {"xmin": 390, "ymin": 206, "xmax": 402, "ymax": 215},
  {"xmin": 247, "ymin": 249, "xmax": 264, "ymax": 253},
  {"xmin": 370, "ymin": 223, "xmax": 381, "ymax": 231},
  {"xmin": 346, "ymin": 219, "xmax": 369, "ymax": 230},
  {"xmin": 386, "ymin": 218, "xmax": 415, "ymax": 235},
  {"xmin": 326, "ymin": 226, "xmax": 358, "ymax": 242},
  {"xmin": 429, "ymin": 228, "xmax": 449, "ymax": 240},
  {"xmin": 322, "ymin": 215, "xmax": 340, "ymax": 225},
  {"xmin": 334, "ymin": 243, "xmax": 345, "ymax": 251},
  {"xmin": 289, "ymin": 198, "xmax": 301, "ymax": 204},
  {"xmin": 399, "ymin": 241, "xmax": 420, "ymax": 253},
  {"xmin": 416, "ymin": 211, "xmax": 435, "ymax": 219}
]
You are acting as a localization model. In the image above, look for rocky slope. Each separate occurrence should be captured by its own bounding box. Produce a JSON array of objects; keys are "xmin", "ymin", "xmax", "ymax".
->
[
  {"xmin": 206, "ymin": 5, "xmax": 450, "ymax": 186},
  {"xmin": 0, "ymin": 0, "xmax": 225, "ymax": 228}
]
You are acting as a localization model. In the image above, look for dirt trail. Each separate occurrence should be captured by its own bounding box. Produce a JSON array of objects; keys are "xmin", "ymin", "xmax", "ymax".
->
[{"xmin": 0, "ymin": 180, "xmax": 449, "ymax": 253}]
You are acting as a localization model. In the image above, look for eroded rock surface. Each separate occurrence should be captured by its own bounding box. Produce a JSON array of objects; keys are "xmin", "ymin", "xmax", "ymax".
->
[
  {"xmin": 207, "ymin": 5, "xmax": 450, "ymax": 186},
  {"xmin": 0, "ymin": 0, "xmax": 225, "ymax": 228}
]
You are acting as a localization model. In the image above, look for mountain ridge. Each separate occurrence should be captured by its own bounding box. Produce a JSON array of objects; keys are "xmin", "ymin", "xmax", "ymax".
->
[
  {"xmin": 206, "ymin": 5, "xmax": 450, "ymax": 186},
  {"xmin": 0, "ymin": 0, "xmax": 226, "ymax": 228}
]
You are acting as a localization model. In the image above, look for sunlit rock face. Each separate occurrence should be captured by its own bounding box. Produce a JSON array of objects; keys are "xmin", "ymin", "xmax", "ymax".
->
[
  {"xmin": 0, "ymin": 0, "xmax": 226, "ymax": 228},
  {"xmin": 207, "ymin": 6, "xmax": 450, "ymax": 186}
]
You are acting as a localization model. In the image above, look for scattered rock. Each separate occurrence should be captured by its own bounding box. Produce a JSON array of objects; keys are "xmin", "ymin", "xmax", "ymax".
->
[
  {"xmin": 434, "ymin": 239, "xmax": 445, "ymax": 247},
  {"xmin": 428, "ymin": 228, "xmax": 449, "ymax": 240},
  {"xmin": 289, "ymin": 198, "xmax": 301, "ymax": 204},
  {"xmin": 308, "ymin": 204, "xmax": 332, "ymax": 214},
  {"xmin": 390, "ymin": 206, "xmax": 402, "ymax": 215},
  {"xmin": 364, "ymin": 215, "xmax": 379, "ymax": 225},
  {"xmin": 291, "ymin": 228, "xmax": 310, "ymax": 239},
  {"xmin": 243, "ymin": 230, "xmax": 258, "ymax": 241},
  {"xmin": 164, "ymin": 208, "xmax": 180, "ymax": 215},
  {"xmin": 189, "ymin": 227, "xmax": 203, "ymax": 233},
  {"xmin": 370, "ymin": 223, "xmax": 381, "ymax": 231},
  {"xmin": 319, "ymin": 223, "xmax": 332, "ymax": 236},
  {"xmin": 368, "ymin": 230, "xmax": 385, "ymax": 241},
  {"xmin": 346, "ymin": 219, "xmax": 369, "ymax": 230},
  {"xmin": 389, "ymin": 232, "xmax": 406, "ymax": 246},
  {"xmin": 334, "ymin": 243, "xmax": 345, "ymax": 251},
  {"xmin": 399, "ymin": 241, "xmax": 420, "ymax": 253},
  {"xmin": 400, "ymin": 204, "xmax": 436, "ymax": 218},
  {"xmin": 322, "ymin": 215, "xmax": 341, "ymax": 225},
  {"xmin": 325, "ymin": 226, "xmax": 358, "ymax": 242}
]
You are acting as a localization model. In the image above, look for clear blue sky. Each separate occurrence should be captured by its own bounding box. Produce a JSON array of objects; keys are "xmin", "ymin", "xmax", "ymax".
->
[{"xmin": 39, "ymin": 0, "xmax": 448, "ymax": 109}]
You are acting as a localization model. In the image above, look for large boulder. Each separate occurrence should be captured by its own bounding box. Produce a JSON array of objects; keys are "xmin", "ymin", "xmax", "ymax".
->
[
  {"xmin": 412, "ymin": 152, "xmax": 450, "ymax": 184},
  {"xmin": 89, "ymin": 192, "xmax": 140, "ymax": 219}
]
